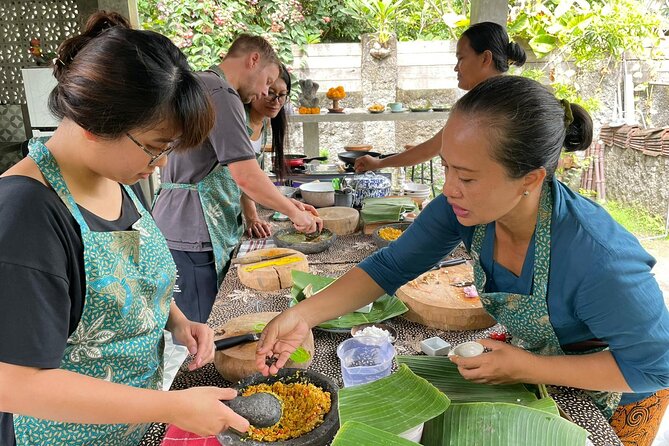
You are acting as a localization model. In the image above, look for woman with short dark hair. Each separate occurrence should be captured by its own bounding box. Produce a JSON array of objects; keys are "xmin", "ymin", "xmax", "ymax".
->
[{"xmin": 0, "ymin": 11, "xmax": 248, "ymax": 445}]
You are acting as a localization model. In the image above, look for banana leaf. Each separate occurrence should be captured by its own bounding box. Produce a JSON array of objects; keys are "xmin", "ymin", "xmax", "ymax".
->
[
  {"xmin": 290, "ymin": 270, "xmax": 408, "ymax": 329},
  {"xmin": 526, "ymin": 397, "xmax": 560, "ymax": 416},
  {"xmin": 399, "ymin": 356, "xmax": 583, "ymax": 445},
  {"xmin": 396, "ymin": 356, "xmax": 539, "ymax": 405},
  {"xmin": 338, "ymin": 364, "xmax": 451, "ymax": 435},
  {"xmin": 422, "ymin": 402, "xmax": 587, "ymax": 446},
  {"xmin": 332, "ymin": 421, "xmax": 418, "ymax": 446},
  {"xmin": 361, "ymin": 197, "xmax": 417, "ymax": 224}
]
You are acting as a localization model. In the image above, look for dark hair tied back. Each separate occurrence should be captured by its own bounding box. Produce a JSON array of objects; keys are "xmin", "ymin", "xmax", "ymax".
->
[
  {"xmin": 563, "ymin": 103, "xmax": 591, "ymax": 153},
  {"xmin": 53, "ymin": 11, "xmax": 130, "ymax": 81},
  {"xmin": 452, "ymin": 76, "xmax": 592, "ymax": 180},
  {"xmin": 270, "ymin": 64, "xmax": 291, "ymax": 180},
  {"xmin": 49, "ymin": 11, "xmax": 214, "ymax": 149},
  {"xmin": 462, "ymin": 22, "xmax": 526, "ymax": 72},
  {"xmin": 506, "ymin": 41, "xmax": 526, "ymax": 67}
]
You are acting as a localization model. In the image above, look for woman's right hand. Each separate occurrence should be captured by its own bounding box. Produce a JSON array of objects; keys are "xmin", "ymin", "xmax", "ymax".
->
[
  {"xmin": 255, "ymin": 309, "xmax": 312, "ymax": 376},
  {"xmin": 289, "ymin": 209, "xmax": 322, "ymax": 234},
  {"xmin": 169, "ymin": 387, "xmax": 249, "ymax": 436},
  {"xmin": 354, "ymin": 155, "xmax": 382, "ymax": 173}
]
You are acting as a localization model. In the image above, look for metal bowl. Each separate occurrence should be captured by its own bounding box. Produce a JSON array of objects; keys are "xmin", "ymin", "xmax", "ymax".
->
[
  {"xmin": 217, "ymin": 368, "xmax": 339, "ymax": 446},
  {"xmin": 273, "ymin": 228, "xmax": 337, "ymax": 254},
  {"xmin": 299, "ymin": 182, "xmax": 335, "ymax": 208},
  {"xmin": 372, "ymin": 222, "xmax": 411, "ymax": 249}
]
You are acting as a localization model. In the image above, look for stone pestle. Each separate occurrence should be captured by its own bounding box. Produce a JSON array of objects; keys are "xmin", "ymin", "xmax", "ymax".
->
[{"xmin": 225, "ymin": 392, "xmax": 283, "ymax": 428}]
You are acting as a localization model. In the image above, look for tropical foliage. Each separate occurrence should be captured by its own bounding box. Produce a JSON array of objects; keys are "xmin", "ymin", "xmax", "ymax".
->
[
  {"xmin": 137, "ymin": 0, "xmax": 361, "ymax": 70},
  {"xmin": 507, "ymin": 0, "xmax": 662, "ymax": 66},
  {"xmin": 139, "ymin": 0, "xmax": 663, "ymax": 73}
]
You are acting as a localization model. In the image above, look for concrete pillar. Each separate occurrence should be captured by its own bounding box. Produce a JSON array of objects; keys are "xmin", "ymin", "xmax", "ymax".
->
[
  {"xmin": 360, "ymin": 33, "xmax": 398, "ymax": 152},
  {"xmin": 77, "ymin": 0, "xmax": 139, "ymax": 28},
  {"xmin": 470, "ymin": 0, "xmax": 508, "ymax": 28}
]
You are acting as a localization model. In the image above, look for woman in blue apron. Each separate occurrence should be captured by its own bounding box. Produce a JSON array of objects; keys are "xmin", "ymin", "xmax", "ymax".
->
[
  {"xmin": 240, "ymin": 64, "xmax": 292, "ymax": 238},
  {"xmin": 257, "ymin": 76, "xmax": 669, "ymax": 445},
  {"xmin": 0, "ymin": 12, "xmax": 247, "ymax": 446}
]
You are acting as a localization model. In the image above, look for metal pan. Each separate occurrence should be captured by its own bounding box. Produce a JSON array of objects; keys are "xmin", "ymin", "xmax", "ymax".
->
[
  {"xmin": 337, "ymin": 150, "xmax": 382, "ymax": 166},
  {"xmin": 285, "ymin": 154, "xmax": 327, "ymax": 168}
]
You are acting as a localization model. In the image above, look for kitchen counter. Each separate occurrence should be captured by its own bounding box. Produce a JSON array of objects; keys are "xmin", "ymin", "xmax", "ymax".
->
[{"xmin": 289, "ymin": 109, "xmax": 450, "ymax": 157}]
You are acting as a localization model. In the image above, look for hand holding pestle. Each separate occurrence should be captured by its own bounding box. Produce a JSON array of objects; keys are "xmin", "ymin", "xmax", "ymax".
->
[{"xmin": 224, "ymin": 392, "xmax": 283, "ymax": 428}]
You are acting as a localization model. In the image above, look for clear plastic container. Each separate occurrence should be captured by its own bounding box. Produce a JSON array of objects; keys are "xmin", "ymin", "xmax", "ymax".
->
[
  {"xmin": 391, "ymin": 167, "xmax": 405, "ymax": 195},
  {"xmin": 337, "ymin": 335, "xmax": 395, "ymax": 387}
]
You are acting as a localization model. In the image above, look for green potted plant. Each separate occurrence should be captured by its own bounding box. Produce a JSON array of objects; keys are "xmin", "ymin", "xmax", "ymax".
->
[{"xmin": 343, "ymin": 0, "xmax": 406, "ymax": 59}]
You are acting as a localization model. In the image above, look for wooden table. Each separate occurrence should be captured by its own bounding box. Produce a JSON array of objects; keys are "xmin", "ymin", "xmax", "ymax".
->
[
  {"xmin": 139, "ymin": 225, "xmax": 623, "ymax": 446},
  {"xmin": 290, "ymin": 109, "xmax": 450, "ymax": 157}
]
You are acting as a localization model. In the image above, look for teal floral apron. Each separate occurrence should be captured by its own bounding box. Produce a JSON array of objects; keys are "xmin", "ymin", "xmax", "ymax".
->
[
  {"xmin": 154, "ymin": 67, "xmax": 267, "ymax": 287},
  {"xmin": 14, "ymin": 140, "xmax": 176, "ymax": 445},
  {"xmin": 470, "ymin": 182, "xmax": 622, "ymax": 419},
  {"xmin": 155, "ymin": 164, "xmax": 243, "ymax": 287}
]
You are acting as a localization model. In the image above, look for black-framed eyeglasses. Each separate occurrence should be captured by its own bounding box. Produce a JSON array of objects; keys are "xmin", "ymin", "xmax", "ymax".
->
[
  {"xmin": 126, "ymin": 133, "xmax": 175, "ymax": 167},
  {"xmin": 265, "ymin": 92, "xmax": 289, "ymax": 104}
]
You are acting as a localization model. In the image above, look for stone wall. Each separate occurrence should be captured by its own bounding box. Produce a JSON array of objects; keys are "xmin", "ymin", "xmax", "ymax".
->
[
  {"xmin": 604, "ymin": 145, "xmax": 669, "ymax": 219},
  {"xmin": 288, "ymin": 38, "xmax": 669, "ymax": 221}
]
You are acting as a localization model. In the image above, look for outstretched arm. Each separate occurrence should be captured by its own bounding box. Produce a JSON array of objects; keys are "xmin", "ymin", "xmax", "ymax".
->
[{"xmin": 355, "ymin": 128, "xmax": 442, "ymax": 172}]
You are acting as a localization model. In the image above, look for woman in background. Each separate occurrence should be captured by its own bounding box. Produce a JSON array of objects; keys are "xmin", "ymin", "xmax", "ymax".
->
[
  {"xmin": 354, "ymin": 21, "xmax": 527, "ymax": 173},
  {"xmin": 241, "ymin": 65, "xmax": 292, "ymax": 238}
]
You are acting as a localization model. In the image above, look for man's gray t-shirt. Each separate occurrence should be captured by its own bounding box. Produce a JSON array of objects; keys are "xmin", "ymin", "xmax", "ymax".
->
[{"xmin": 153, "ymin": 69, "xmax": 256, "ymax": 251}]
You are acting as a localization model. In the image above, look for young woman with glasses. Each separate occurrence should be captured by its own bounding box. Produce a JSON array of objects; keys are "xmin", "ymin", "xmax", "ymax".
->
[
  {"xmin": 240, "ymin": 65, "xmax": 292, "ymax": 238},
  {"xmin": 0, "ymin": 11, "xmax": 248, "ymax": 445}
]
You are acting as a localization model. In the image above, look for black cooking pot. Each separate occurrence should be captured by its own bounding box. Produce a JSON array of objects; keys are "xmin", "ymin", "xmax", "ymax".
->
[{"xmin": 337, "ymin": 151, "xmax": 382, "ymax": 166}]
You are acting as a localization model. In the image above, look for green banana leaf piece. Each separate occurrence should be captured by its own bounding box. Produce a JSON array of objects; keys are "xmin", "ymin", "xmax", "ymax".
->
[
  {"xmin": 526, "ymin": 397, "xmax": 561, "ymax": 416},
  {"xmin": 396, "ymin": 356, "xmax": 539, "ymax": 405},
  {"xmin": 290, "ymin": 270, "xmax": 408, "ymax": 329},
  {"xmin": 398, "ymin": 356, "xmax": 582, "ymax": 445},
  {"xmin": 361, "ymin": 197, "xmax": 417, "ymax": 224},
  {"xmin": 338, "ymin": 364, "xmax": 451, "ymax": 435},
  {"xmin": 332, "ymin": 421, "xmax": 418, "ymax": 446},
  {"xmin": 422, "ymin": 402, "xmax": 587, "ymax": 446}
]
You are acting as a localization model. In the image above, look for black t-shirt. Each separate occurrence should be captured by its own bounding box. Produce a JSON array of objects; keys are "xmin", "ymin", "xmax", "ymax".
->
[{"xmin": 0, "ymin": 176, "xmax": 141, "ymax": 445}]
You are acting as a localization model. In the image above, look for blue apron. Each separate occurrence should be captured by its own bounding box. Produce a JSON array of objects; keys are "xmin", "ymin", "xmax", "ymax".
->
[
  {"xmin": 471, "ymin": 182, "xmax": 621, "ymax": 419},
  {"xmin": 14, "ymin": 139, "xmax": 176, "ymax": 445}
]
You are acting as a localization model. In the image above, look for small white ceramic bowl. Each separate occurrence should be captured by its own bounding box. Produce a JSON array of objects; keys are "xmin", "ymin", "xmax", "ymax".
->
[
  {"xmin": 404, "ymin": 182, "xmax": 431, "ymax": 193},
  {"xmin": 448, "ymin": 341, "xmax": 484, "ymax": 358},
  {"xmin": 420, "ymin": 337, "xmax": 451, "ymax": 356},
  {"xmin": 402, "ymin": 211, "xmax": 417, "ymax": 222}
]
